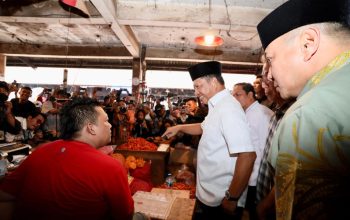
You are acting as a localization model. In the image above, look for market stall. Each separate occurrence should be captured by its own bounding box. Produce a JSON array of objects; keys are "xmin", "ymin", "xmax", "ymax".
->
[{"xmin": 109, "ymin": 137, "xmax": 197, "ymax": 219}]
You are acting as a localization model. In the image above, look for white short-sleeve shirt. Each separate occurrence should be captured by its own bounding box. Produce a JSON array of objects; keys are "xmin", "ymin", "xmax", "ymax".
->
[
  {"xmin": 245, "ymin": 101, "xmax": 273, "ymax": 186},
  {"xmin": 196, "ymin": 89, "xmax": 254, "ymax": 207}
]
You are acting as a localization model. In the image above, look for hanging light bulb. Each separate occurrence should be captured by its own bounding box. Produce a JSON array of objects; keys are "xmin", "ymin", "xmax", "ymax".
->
[
  {"xmin": 194, "ymin": 0, "xmax": 224, "ymax": 47},
  {"xmin": 195, "ymin": 31, "xmax": 224, "ymax": 47},
  {"xmin": 204, "ymin": 35, "xmax": 215, "ymax": 44}
]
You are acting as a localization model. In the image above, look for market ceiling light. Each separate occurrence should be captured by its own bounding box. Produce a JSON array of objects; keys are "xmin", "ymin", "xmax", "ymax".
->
[
  {"xmin": 195, "ymin": 32, "xmax": 223, "ymax": 47},
  {"xmin": 194, "ymin": 0, "xmax": 223, "ymax": 47}
]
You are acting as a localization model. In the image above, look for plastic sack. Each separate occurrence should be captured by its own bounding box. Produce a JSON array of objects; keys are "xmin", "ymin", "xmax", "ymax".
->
[{"xmin": 175, "ymin": 164, "xmax": 195, "ymax": 186}]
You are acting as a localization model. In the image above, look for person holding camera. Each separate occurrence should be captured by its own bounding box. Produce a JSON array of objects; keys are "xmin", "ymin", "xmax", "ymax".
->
[
  {"xmin": 0, "ymin": 81, "xmax": 22, "ymax": 143},
  {"xmin": 112, "ymin": 100, "xmax": 130, "ymax": 145},
  {"xmin": 152, "ymin": 104, "xmax": 170, "ymax": 136},
  {"xmin": 132, "ymin": 109, "xmax": 152, "ymax": 138}
]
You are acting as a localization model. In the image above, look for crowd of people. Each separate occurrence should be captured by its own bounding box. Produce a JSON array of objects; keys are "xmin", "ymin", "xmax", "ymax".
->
[
  {"xmin": 0, "ymin": 81, "xmax": 211, "ymax": 148},
  {"xmin": 1, "ymin": 0, "xmax": 349, "ymax": 219}
]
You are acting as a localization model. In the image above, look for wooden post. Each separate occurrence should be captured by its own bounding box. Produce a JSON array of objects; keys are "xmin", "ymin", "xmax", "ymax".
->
[
  {"xmin": 0, "ymin": 55, "xmax": 6, "ymax": 80},
  {"xmin": 132, "ymin": 57, "xmax": 141, "ymax": 103},
  {"xmin": 132, "ymin": 45, "xmax": 147, "ymax": 104},
  {"xmin": 63, "ymin": 68, "xmax": 68, "ymax": 89},
  {"xmin": 139, "ymin": 45, "xmax": 147, "ymax": 103}
]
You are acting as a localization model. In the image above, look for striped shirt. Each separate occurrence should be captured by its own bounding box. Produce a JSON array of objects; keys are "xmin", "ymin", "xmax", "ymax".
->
[{"xmin": 256, "ymin": 101, "xmax": 294, "ymax": 202}]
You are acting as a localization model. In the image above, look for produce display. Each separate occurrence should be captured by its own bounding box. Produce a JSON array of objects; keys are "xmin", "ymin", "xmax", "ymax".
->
[
  {"xmin": 118, "ymin": 137, "xmax": 158, "ymax": 151},
  {"xmin": 111, "ymin": 153, "xmax": 152, "ymax": 194},
  {"xmin": 125, "ymin": 156, "xmax": 146, "ymax": 169},
  {"xmin": 111, "ymin": 153, "xmax": 146, "ymax": 170},
  {"xmin": 112, "ymin": 138, "xmax": 197, "ymax": 201}
]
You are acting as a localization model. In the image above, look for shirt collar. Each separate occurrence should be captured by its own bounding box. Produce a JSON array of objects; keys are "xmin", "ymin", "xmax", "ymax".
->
[
  {"xmin": 245, "ymin": 100, "xmax": 259, "ymax": 113},
  {"xmin": 208, "ymin": 89, "xmax": 230, "ymax": 109},
  {"xmin": 299, "ymin": 50, "xmax": 350, "ymax": 98}
]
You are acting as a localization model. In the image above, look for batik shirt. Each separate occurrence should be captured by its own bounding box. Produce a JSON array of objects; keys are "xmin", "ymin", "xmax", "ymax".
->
[{"xmin": 269, "ymin": 51, "xmax": 350, "ymax": 219}]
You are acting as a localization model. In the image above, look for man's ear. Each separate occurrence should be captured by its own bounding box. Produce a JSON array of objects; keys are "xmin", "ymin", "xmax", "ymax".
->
[
  {"xmin": 248, "ymin": 91, "xmax": 255, "ymax": 99},
  {"xmin": 26, "ymin": 116, "xmax": 32, "ymax": 123},
  {"xmin": 210, "ymin": 77, "xmax": 218, "ymax": 89},
  {"xmin": 86, "ymin": 122, "xmax": 96, "ymax": 135},
  {"xmin": 300, "ymin": 27, "xmax": 320, "ymax": 61}
]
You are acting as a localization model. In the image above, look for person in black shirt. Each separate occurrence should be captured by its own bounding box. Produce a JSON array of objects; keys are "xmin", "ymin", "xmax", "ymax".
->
[{"xmin": 11, "ymin": 86, "xmax": 36, "ymax": 118}]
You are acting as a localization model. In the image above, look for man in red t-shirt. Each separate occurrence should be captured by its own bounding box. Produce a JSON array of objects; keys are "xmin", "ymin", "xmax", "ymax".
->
[{"xmin": 0, "ymin": 97, "xmax": 134, "ymax": 220}]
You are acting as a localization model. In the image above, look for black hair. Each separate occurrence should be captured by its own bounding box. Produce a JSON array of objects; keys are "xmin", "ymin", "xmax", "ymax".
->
[
  {"xmin": 59, "ymin": 97, "xmax": 100, "ymax": 140},
  {"xmin": 135, "ymin": 109, "xmax": 146, "ymax": 118},
  {"xmin": 185, "ymin": 97, "xmax": 197, "ymax": 103},
  {"xmin": 29, "ymin": 109, "xmax": 46, "ymax": 120},
  {"xmin": 235, "ymin": 82, "xmax": 256, "ymax": 100},
  {"xmin": 21, "ymin": 86, "xmax": 32, "ymax": 92},
  {"xmin": 103, "ymin": 95, "xmax": 110, "ymax": 102},
  {"xmin": 163, "ymin": 118, "xmax": 174, "ymax": 126},
  {"xmin": 0, "ymin": 81, "xmax": 9, "ymax": 92}
]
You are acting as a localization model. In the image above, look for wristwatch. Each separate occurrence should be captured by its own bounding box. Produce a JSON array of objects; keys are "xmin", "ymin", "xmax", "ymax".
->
[{"xmin": 225, "ymin": 190, "xmax": 240, "ymax": 201}]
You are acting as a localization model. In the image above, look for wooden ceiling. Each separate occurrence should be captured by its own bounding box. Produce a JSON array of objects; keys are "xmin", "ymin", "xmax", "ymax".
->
[{"xmin": 0, "ymin": 0, "xmax": 287, "ymax": 74}]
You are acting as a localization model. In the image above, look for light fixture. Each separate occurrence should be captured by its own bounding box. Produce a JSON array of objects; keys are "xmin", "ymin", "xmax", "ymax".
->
[
  {"xmin": 195, "ymin": 31, "xmax": 223, "ymax": 47},
  {"xmin": 194, "ymin": 0, "xmax": 224, "ymax": 47}
]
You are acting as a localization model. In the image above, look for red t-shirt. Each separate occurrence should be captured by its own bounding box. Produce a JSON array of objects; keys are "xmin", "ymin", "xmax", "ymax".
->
[{"xmin": 0, "ymin": 140, "xmax": 134, "ymax": 220}]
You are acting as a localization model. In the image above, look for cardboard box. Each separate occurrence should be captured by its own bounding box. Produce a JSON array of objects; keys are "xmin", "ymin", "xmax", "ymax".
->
[{"xmin": 133, "ymin": 190, "xmax": 195, "ymax": 220}]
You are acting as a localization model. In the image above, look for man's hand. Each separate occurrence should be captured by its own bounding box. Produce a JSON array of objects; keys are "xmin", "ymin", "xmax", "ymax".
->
[
  {"xmin": 256, "ymin": 186, "xmax": 275, "ymax": 220},
  {"xmin": 161, "ymin": 125, "xmax": 180, "ymax": 139},
  {"xmin": 221, "ymin": 198, "xmax": 237, "ymax": 216},
  {"xmin": 141, "ymin": 121, "xmax": 148, "ymax": 128}
]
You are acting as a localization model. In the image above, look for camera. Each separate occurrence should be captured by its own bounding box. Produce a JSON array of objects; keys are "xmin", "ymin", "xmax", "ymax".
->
[{"xmin": 118, "ymin": 106, "xmax": 127, "ymax": 114}]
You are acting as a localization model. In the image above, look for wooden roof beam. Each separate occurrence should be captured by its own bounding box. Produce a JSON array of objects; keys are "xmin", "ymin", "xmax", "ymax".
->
[{"xmin": 90, "ymin": 0, "xmax": 140, "ymax": 57}]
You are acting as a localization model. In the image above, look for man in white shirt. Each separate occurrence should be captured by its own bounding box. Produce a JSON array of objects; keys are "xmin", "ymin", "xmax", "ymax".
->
[
  {"xmin": 5, "ymin": 110, "xmax": 46, "ymax": 143},
  {"xmin": 163, "ymin": 61, "xmax": 256, "ymax": 220},
  {"xmin": 232, "ymin": 82, "xmax": 273, "ymax": 219}
]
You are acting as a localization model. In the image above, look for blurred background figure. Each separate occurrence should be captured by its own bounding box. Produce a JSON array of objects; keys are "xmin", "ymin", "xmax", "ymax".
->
[
  {"xmin": 10, "ymin": 86, "xmax": 36, "ymax": 118},
  {"xmin": 232, "ymin": 82, "xmax": 273, "ymax": 220},
  {"xmin": 0, "ymin": 81, "xmax": 21, "ymax": 143},
  {"xmin": 132, "ymin": 109, "xmax": 152, "ymax": 138},
  {"xmin": 253, "ymin": 75, "xmax": 270, "ymax": 108}
]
